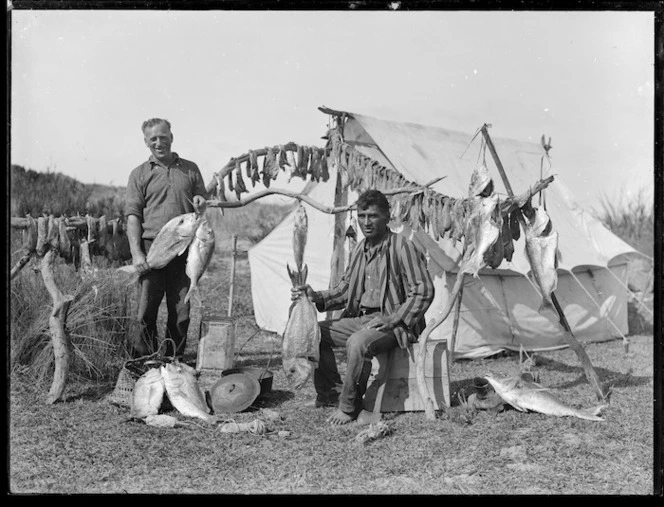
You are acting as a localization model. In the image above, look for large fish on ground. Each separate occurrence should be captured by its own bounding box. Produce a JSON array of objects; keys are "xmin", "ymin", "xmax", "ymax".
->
[
  {"xmin": 484, "ymin": 372, "xmax": 607, "ymax": 421},
  {"xmin": 460, "ymin": 194, "xmax": 501, "ymax": 277},
  {"xmin": 524, "ymin": 206, "xmax": 559, "ymax": 315},
  {"xmin": 130, "ymin": 367, "xmax": 165, "ymax": 419},
  {"xmin": 184, "ymin": 218, "xmax": 216, "ymax": 304},
  {"xmin": 282, "ymin": 204, "xmax": 320, "ymax": 389},
  {"xmin": 161, "ymin": 361, "xmax": 216, "ymax": 423},
  {"xmin": 117, "ymin": 212, "xmax": 202, "ymax": 275}
]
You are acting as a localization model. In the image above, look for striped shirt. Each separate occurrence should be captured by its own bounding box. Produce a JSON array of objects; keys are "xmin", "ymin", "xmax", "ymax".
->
[{"xmin": 317, "ymin": 230, "xmax": 434, "ymax": 348}]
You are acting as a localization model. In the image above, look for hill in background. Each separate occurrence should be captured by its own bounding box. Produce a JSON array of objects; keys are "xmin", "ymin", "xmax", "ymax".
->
[{"xmin": 10, "ymin": 165, "xmax": 126, "ymax": 219}]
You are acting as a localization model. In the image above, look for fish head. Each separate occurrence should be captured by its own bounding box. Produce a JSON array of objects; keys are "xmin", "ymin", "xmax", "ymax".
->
[
  {"xmin": 175, "ymin": 213, "xmax": 202, "ymax": 236},
  {"xmin": 283, "ymin": 357, "xmax": 314, "ymax": 389},
  {"xmin": 195, "ymin": 219, "xmax": 215, "ymax": 241}
]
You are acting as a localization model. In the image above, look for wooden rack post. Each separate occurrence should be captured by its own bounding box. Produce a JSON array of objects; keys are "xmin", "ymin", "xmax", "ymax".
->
[
  {"xmin": 228, "ymin": 234, "xmax": 238, "ymax": 318},
  {"xmin": 480, "ymin": 124, "xmax": 606, "ymax": 401}
]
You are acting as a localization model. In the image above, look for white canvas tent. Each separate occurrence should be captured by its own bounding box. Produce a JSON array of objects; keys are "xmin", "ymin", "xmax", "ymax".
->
[{"xmin": 248, "ymin": 108, "xmax": 638, "ymax": 359}]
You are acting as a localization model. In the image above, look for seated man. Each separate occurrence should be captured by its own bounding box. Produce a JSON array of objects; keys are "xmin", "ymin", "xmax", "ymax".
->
[{"xmin": 291, "ymin": 189, "xmax": 434, "ymax": 425}]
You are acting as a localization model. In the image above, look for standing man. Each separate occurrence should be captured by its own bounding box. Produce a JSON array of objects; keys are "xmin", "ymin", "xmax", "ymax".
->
[
  {"xmin": 291, "ymin": 189, "xmax": 434, "ymax": 425},
  {"xmin": 125, "ymin": 118, "xmax": 208, "ymax": 358}
]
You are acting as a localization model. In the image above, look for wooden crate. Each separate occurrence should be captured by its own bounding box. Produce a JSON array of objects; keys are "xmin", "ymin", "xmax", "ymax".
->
[{"xmin": 363, "ymin": 339, "xmax": 450, "ymax": 412}]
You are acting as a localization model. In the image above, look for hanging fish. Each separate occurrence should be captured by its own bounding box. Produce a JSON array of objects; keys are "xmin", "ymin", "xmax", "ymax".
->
[
  {"xmin": 47, "ymin": 216, "xmax": 59, "ymax": 251},
  {"xmin": 286, "ymin": 149, "xmax": 297, "ymax": 181},
  {"xmin": 235, "ymin": 159, "xmax": 248, "ymax": 200},
  {"xmin": 483, "ymin": 199, "xmax": 504, "ymax": 269},
  {"xmin": 215, "ymin": 173, "xmax": 227, "ymax": 202},
  {"xmin": 283, "ymin": 204, "xmax": 320, "ymax": 389},
  {"xmin": 278, "ymin": 145, "xmax": 289, "ymax": 171},
  {"xmin": 510, "ymin": 212, "xmax": 521, "ymax": 241},
  {"xmin": 292, "ymin": 204, "xmax": 308, "ymax": 273},
  {"xmin": 36, "ymin": 216, "xmax": 48, "ymax": 256},
  {"xmin": 501, "ymin": 213, "xmax": 515, "ymax": 262},
  {"xmin": 248, "ymin": 149, "xmax": 259, "ymax": 182},
  {"xmin": 298, "ymin": 146, "xmax": 310, "ymax": 178},
  {"xmin": 459, "ymin": 194, "xmax": 501, "ymax": 277},
  {"xmin": 262, "ymin": 147, "xmax": 276, "ymax": 187},
  {"xmin": 451, "ymin": 199, "xmax": 466, "ymax": 242},
  {"xmin": 59, "ymin": 217, "xmax": 72, "ymax": 261},
  {"xmin": 184, "ymin": 218, "xmax": 216, "ymax": 305},
  {"xmin": 227, "ymin": 170, "xmax": 235, "ymax": 193},
  {"xmin": 98, "ymin": 215, "xmax": 109, "ymax": 254},
  {"xmin": 320, "ymin": 149, "xmax": 330, "ymax": 182},
  {"xmin": 524, "ymin": 206, "xmax": 559, "ymax": 315},
  {"xmin": 22, "ymin": 214, "xmax": 38, "ymax": 255},
  {"xmin": 469, "ymin": 163, "xmax": 493, "ymax": 198},
  {"xmin": 440, "ymin": 197, "xmax": 452, "ymax": 234}
]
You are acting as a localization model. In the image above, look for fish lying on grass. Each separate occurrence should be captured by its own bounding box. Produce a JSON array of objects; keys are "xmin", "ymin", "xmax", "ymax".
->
[
  {"xmin": 282, "ymin": 204, "xmax": 321, "ymax": 389},
  {"xmin": 184, "ymin": 218, "xmax": 216, "ymax": 304},
  {"xmin": 161, "ymin": 361, "xmax": 216, "ymax": 424},
  {"xmin": 484, "ymin": 372, "xmax": 607, "ymax": 422},
  {"xmin": 117, "ymin": 212, "xmax": 201, "ymax": 276},
  {"xmin": 524, "ymin": 206, "xmax": 559, "ymax": 315},
  {"xmin": 130, "ymin": 367, "xmax": 165, "ymax": 420},
  {"xmin": 460, "ymin": 193, "xmax": 502, "ymax": 276}
]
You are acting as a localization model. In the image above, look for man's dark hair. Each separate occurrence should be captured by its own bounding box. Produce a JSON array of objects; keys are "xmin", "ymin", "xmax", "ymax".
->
[
  {"xmin": 142, "ymin": 118, "xmax": 172, "ymax": 133},
  {"xmin": 356, "ymin": 189, "xmax": 390, "ymax": 216}
]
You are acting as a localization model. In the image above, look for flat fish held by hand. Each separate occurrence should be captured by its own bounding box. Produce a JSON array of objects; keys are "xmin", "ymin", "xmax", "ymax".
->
[
  {"xmin": 282, "ymin": 264, "xmax": 321, "ymax": 389},
  {"xmin": 117, "ymin": 212, "xmax": 202, "ymax": 276},
  {"xmin": 484, "ymin": 372, "xmax": 607, "ymax": 422},
  {"xmin": 184, "ymin": 218, "xmax": 216, "ymax": 304},
  {"xmin": 161, "ymin": 361, "xmax": 216, "ymax": 424}
]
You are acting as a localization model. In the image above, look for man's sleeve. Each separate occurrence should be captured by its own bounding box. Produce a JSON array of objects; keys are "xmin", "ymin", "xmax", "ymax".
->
[
  {"xmin": 124, "ymin": 168, "xmax": 145, "ymax": 220},
  {"xmin": 392, "ymin": 238, "xmax": 435, "ymax": 328}
]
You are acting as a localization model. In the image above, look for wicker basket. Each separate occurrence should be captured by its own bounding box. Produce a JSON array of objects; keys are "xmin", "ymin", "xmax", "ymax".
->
[{"xmin": 107, "ymin": 352, "xmax": 169, "ymax": 408}]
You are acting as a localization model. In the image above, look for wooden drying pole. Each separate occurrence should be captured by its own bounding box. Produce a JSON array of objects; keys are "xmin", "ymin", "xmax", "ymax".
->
[
  {"xmin": 480, "ymin": 124, "xmax": 606, "ymax": 401},
  {"xmin": 40, "ymin": 250, "xmax": 75, "ymax": 403},
  {"xmin": 227, "ymin": 234, "xmax": 238, "ymax": 318}
]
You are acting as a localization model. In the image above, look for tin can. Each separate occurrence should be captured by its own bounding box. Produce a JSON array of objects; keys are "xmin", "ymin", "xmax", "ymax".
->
[{"xmin": 196, "ymin": 316, "xmax": 235, "ymax": 372}]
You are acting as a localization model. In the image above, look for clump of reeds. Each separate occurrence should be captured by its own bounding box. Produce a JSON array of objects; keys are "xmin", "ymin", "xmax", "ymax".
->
[
  {"xmin": 598, "ymin": 187, "xmax": 653, "ymax": 257},
  {"xmin": 10, "ymin": 258, "xmax": 136, "ymax": 383}
]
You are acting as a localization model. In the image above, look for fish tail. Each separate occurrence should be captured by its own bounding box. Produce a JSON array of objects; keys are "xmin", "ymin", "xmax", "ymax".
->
[
  {"xmin": 538, "ymin": 297, "xmax": 557, "ymax": 317},
  {"xmin": 576, "ymin": 405, "xmax": 607, "ymax": 421},
  {"xmin": 184, "ymin": 286, "xmax": 194, "ymax": 305},
  {"xmin": 117, "ymin": 265, "xmax": 137, "ymax": 275}
]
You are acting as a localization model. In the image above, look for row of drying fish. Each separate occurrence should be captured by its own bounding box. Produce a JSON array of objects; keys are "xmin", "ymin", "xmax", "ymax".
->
[
  {"xmin": 214, "ymin": 144, "xmax": 331, "ymax": 202},
  {"xmin": 19, "ymin": 214, "xmax": 131, "ymax": 263},
  {"xmin": 117, "ymin": 211, "xmax": 215, "ymax": 305},
  {"xmin": 282, "ymin": 204, "xmax": 321, "ymax": 389}
]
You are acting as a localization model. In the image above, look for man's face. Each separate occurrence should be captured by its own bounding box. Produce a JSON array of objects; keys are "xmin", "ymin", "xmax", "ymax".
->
[
  {"xmin": 144, "ymin": 123, "xmax": 173, "ymax": 163},
  {"xmin": 357, "ymin": 204, "xmax": 389, "ymax": 243}
]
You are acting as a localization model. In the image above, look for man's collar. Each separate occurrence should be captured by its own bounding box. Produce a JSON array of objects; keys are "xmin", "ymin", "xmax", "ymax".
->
[
  {"xmin": 149, "ymin": 152, "xmax": 180, "ymax": 168},
  {"xmin": 363, "ymin": 230, "xmax": 391, "ymax": 252}
]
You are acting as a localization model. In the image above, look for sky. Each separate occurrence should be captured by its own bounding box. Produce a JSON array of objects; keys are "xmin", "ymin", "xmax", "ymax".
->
[{"xmin": 9, "ymin": 8, "xmax": 656, "ymax": 213}]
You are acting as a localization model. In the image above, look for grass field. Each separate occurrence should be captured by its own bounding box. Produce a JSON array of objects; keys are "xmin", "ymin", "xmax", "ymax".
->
[{"xmin": 8, "ymin": 220, "xmax": 656, "ymax": 495}]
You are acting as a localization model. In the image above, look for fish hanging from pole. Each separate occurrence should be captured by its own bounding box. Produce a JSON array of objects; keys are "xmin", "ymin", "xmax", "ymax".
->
[{"xmin": 524, "ymin": 204, "xmax": 559, "ymax": 316}]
